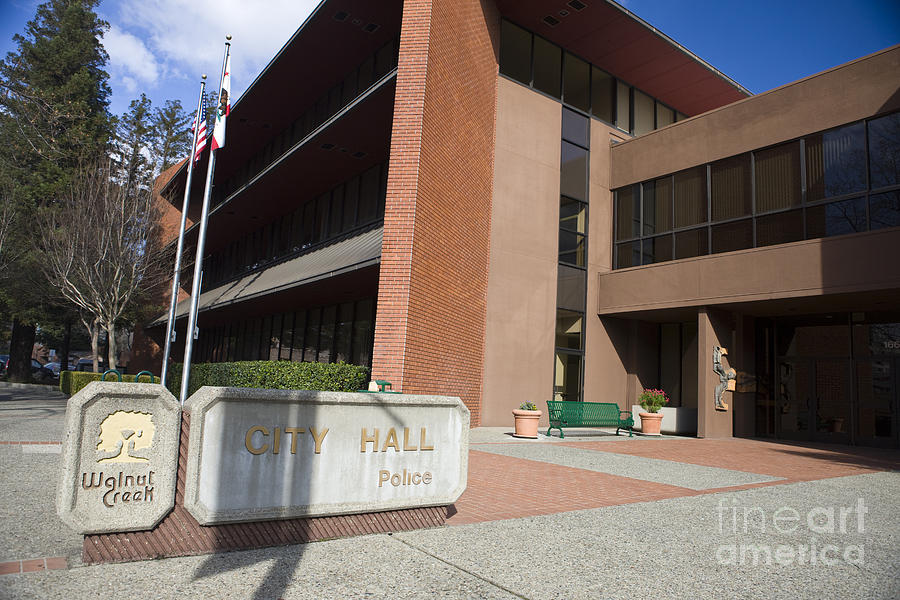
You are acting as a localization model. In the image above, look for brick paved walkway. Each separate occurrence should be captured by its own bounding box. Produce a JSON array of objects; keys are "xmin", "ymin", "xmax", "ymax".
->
[{"xmin": 448, "ymin": 437, "xmax": 900, "ymax": 526}]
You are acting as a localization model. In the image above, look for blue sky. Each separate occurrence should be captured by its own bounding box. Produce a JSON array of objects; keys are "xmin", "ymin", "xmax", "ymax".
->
[{"xmin": 1, "ymin": 0, "xmax": 898, "ymax": 118}]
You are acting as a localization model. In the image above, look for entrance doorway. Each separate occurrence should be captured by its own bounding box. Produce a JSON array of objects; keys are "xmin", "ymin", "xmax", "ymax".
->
[{"xmin": 757, "ymin": 316, "xmax": 899, "ymax": 447}]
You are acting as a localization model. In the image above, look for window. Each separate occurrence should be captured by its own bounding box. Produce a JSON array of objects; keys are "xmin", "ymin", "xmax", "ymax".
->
[
  {"xmin": 806, "ymin": 197, "xmax": 867, "ymax": 238},
  {"xmin": 711, "ymin": 154, "xmax": 752, "ymax": 221},
  {"xmin": 755, "ymin": 141, "xmax": 801, "ymax": 212},
  {"xmin": 533, "ymin": 36, "xmax": 561, "ymax": 98},
  {"xmin": 633, "ymin": 89, "xmax": 654, "ymax": 136},
  {"xmin": 557, "ymin": 265, "xmax": 586, "ymax": 311},
  {"xmin": 561, "ymin": 108, "xmax": 589, "ymax": 148},
  {"xmin": 555, "ymin": 309, "xmax": 583, "ymax": 350},
  {"xmin": 642, "ymin": 177, "xmax": 672, "ymax": 235},
  {"xmin": 591, "ymin": 67, "xmax": 614, "ymax": 123},
  {"xmin": 616, "ymin": 185, "xmax": 640, "ymax": 240},
  {"xmin": 757, "ymin": 209, "xmax": 803, "ymax": 247},
  {"xmin": 562, "ymin": 52, "xmax": 590, "ymax": 112},
  {"xmin": 560, "ymin": 142, "xmax": 588, "ymax": 201},
  {"xmin": 499, "ymin": 21, "xmax": 531, "ymax": 84},
  {"xmin": 643, "ymin": 235, "xmax": 673, "ymax": 264},
  {"xmin": 806, "ymin": 122, "xmax": 866, "ymax": 201},
  {"xmin": 674, "ymin": 166, "xmax": 707, "ymax": 228},
  {"xmin": 868, "ymin": 191, "xmax": 900, "ymax": 230},
  {"xmin": 711, "ymin": 219, "xmax": 752, "ymax": 254},
  {"xmin": 656, "ymin": 103, "xmax": 675, "ymax": 128},
  {"xmin": 616, "ymin": 81, "xmax": 631, "ymax": 132},
  {"xmin": 674, "ymin": 228, "xmax": 708, "ymax": 260},
  {"xmin": 868, "ymin": 112, "xmax": 900, "ymax": 189}
]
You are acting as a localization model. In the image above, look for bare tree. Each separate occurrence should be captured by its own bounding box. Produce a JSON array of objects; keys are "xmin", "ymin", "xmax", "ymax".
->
[{"xmin": 36, "ymin": 160, "xmax": 168, "ymax": 371}]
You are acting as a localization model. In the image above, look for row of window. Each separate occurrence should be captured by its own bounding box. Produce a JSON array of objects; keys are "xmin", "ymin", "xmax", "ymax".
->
[
  {"xmin": 614, "ymin": 112, "xmax": 900, "ymax": 268},
  {"xmin": 194, "ymin": 298, "xmax": 376, "ymax": 368},
  {"xmin": 210, "ymin": 38, "xmax": 399, "ymax": 209},
  {"xmin": 500, "ymin": 19, "xmax": 687, "ymax": 136},
  {"xmin": 201, "ymin": 163, "xmax": 387, "ymax": 291},
  {"xmin": 555, "ymin": 108, "xmax": 590, "ymax": 404}
]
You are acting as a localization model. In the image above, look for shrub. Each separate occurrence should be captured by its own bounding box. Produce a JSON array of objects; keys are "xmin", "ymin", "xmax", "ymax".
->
[
  {"xmin": 166, "ymin": 361, "xmax": 370, "ymax": 398},
  {"xmin": 60, "ymin": 371, "xmax": 160, "ymax": 396}
]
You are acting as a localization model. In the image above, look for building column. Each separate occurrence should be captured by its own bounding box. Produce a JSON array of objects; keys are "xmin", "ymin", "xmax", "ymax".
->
[{"xmin": 697, "ymin": 307, "xmax": 736, "ymax": 438}]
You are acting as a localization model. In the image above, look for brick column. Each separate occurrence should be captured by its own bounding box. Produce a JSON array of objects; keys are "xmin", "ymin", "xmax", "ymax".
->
[{"xmin": 373, "ymin": 0, "xmax": 499, "ymax": 425}]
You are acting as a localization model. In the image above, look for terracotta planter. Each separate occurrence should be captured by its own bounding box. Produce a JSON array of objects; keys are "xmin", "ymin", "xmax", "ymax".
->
[
  {"xmin": 512, "ymin": 409, "xmax": 542, "ymax": 438},
  {"xmin": 639, "ymin": 412, "xmax": 663, "ymax": 436}
]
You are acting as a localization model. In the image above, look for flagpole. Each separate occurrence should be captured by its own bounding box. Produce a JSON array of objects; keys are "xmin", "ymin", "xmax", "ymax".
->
[
  {"xmin": 160, "ymin": 74, "xmax": 207, "ymax": 388},
  {"xmin": 179, "ymin": 36, "xmax": 231, "ymax": 405}
]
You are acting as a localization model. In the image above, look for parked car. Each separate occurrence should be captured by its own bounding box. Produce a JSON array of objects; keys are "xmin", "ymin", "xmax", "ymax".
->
[
  {"xmin": 43, "ymin": 362, "xmax": 62, "ymax": 377},
  {"xmin": 75, "ymin": 358, "xmax": 106, "ymax": 372},
  {"xmin": 0, "ymin": 355, "xmax": 8, "ymax": 377},
  {"xmin": 31, "ymin": 359, "xmax": 54, "ymax": 382}
]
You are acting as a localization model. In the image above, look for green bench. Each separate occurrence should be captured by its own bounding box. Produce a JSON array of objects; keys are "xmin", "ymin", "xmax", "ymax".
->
[{"xmin": 546, "ymin": 400, "xmax": 634, "ymax": 438}]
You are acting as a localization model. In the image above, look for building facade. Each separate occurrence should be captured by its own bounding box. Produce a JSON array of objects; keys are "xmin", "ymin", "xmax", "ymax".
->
[{"xmin": 135, "ymin": 0, "xmax": 900, "ymax": 447}]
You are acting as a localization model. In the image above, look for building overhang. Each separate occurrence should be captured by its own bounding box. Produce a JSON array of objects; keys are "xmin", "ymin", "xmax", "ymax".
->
[
  {"xmin": 598, "ymin": 229, "xmax": 900, "ymax": 318},
  {"xmin": 496, "ymin": 0, "xmax": 750, "ymax": 116},
  {"xmin": 150, "ymin": 226, "xmax": 383, "ymax": 326}
]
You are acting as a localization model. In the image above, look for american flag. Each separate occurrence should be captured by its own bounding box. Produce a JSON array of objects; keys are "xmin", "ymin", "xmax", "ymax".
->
[{"xmin": 191, "ymin": 103, "xmax": 208, "ymax": 163}]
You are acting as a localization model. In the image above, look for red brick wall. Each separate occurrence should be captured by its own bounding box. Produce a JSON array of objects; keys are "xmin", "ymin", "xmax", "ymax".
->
[{"xmin": 373, "ymin": 0, "xmax": 500, "ymax": 424}]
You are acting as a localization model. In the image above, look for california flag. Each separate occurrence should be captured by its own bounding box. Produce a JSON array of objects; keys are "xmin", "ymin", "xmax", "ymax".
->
[{"xmin": 212, "ymin": 53, "xmax": 230, "ymax": 150}]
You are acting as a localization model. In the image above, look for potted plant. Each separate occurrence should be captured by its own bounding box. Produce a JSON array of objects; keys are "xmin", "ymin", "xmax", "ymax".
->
[
  {"xmin": 638, "ymin": 388, "xmax": 668, "ymax": 436},
  {"xmin": 512, "ymin": 401, "xmax": 542, "ymax": 438}
]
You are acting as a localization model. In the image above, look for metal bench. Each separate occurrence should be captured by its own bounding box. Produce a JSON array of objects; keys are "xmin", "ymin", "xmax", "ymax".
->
[{"xmin": 546, "ymin": 400, "xmax": 634, "ymax": 438}]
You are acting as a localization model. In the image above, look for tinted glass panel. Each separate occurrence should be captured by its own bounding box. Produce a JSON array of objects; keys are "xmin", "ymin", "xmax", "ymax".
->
[
  {"xmin": 560, "ymin": 196, "xmax": 586, "ymax": 233},
  {"xmin": 806, "ymin": 122, "xmax": 866, "ymax": 202},
  {"xmin": 334, "ymin": 302, "xmax": 353, "ymax": 363},
  {"xmin": 318, "ymin": 305, "xmax": 336, "ymax": 363},
  {"xmin": 616, "ymin": 241, "xmax": 641, "ymax": 268},
  {"xmin": 643, "ymin": 235, "xmax": 672, "ymax": 264},
  {"xmin": 557, "ymin": 265, "xmax": 586, "ymax": 311},
  {"xmin": 559, "ymin": 231, "xmax": 585, "ymax": 266},
  {"xmin": 563, "ymin": 53, "xmax": 590, "ymax": 111},
  {"xmin": 868, "ymin": 112, "xmax": 900, "ymax": 189},
  {"xmin": 633, "ymin": 89, "xmax": 654, "ymax": 136},
  {"xmin": 869, "ymin": 191, "xmax": 900, "ymax": 230},
  {"xmin": 351, "ymin": 299, "xmax": 374, "ymax": 367},
  {"xmin": 533, "ymin": 36, "xmax": 561, "ymax": 98},
  {"xmin": 499, "ymin": 21, "xmax": 532, "ymax": 84},
  {"xmin": 280, "ymin": 313, "xmax": 296, "ymax": 361},
  {"xmin": 555, "ymin": 309, "xmax": 583, "ymax": 350},
  {"xmin": 755, "ymin": 141, "xmax": 801, "ymax": 212},
  {"xmin": 674, "ymin": 166, "xmax": 707, "ymax": 227},
  {"xmin": 591, "ymin": 67, "xmax": 614, "ymax": 123},
  {"xmin": 674, "ymin": 228, "xmax": 708, "ymax": 260},
  {"xmin": 560, "ymin": 141, "xmax": 588, "ymax": 201},
  {"xmin": 806, "ymin": 197, "xmax": 867, "ymax": 238},
  {"xmin": 711, "ymin": 154, "xmax": 752, "ymax": 221},
  {"xmin": 303, "ymin": 308, "xmax": 321, "ymax": 362},
  {"xmin": 615, "ymin": 185, "xmax": 640, "ymax": 240},
  {"xmin": 642, "ymin": 178, "xmax": 672, "ymax": 234},
  {"xmin": 656, "ymin": 103, "xmax": 675, "ymax": 128},
  {"xmin": 554, "ymin": 352, "xmax": 582, "ymax": 402},
  {"xmin": 358, "ymin": 166, "xmax": 379, "ymax": 223},
  {"xmin": 562, "ymin": 108, "xmax": 589, "ymax": 148},
  {"xmin": 616, "ymin": 81, "xmax": 630, "ymax": 132},
  {"xmin": 291, "ymin": 311, "xmax": 306, "ymax": 362},
  {"xmin": 343, "ymin": 177, "xmax": 359, "ymax": 229},
  {"xmin": 757, "ymin": 209, "xmax": 803, "ymax": 247},
  {"xmin": 711, "ymin": 219, "xmax": 752, "ymax": 254}
]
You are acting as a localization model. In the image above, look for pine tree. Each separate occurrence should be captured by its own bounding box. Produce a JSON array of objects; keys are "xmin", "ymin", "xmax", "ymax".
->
[
  {"xmin": 115, "ymin": 93, "xmax": 154, "ymax": 192},
  {"xmin": 151, "ymin": 99, "xmax": 191, "ymax": 174},
  {"xmin": 0, "ymin": 0, "xmax": 111, "ymax": 381}
]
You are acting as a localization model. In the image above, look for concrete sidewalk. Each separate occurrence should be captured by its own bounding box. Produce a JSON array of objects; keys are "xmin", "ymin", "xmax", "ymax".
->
[{"xmin": 1, "ymin": 383, "xmax": 899, "ymax": 599}]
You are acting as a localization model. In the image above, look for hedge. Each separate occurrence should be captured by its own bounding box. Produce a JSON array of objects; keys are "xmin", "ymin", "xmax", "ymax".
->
[
  {"xmin": 60, "ymin": 371, "xmax": 160, "ymax": 396},
  {"xmin": 166, "ymin": 360, "xmax": 370, "ymax": 398}
]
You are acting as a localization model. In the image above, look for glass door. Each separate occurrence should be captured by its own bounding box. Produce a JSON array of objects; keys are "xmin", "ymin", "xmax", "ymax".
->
[{"xmin": 855, "ymin": 358, "xmax": 898, "ymax": 447}]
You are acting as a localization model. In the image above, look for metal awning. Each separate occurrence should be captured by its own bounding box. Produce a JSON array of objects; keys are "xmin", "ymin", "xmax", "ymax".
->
[{"xmin": 150, "ymin": 226, "xmax": 382, "ymax": 326}]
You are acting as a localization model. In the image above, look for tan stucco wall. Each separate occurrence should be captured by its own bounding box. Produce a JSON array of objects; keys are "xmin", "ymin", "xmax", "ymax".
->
[
  {"xmin": 583, "ymin": 124, "xmax": 631, "ymax": 409},
  {"xmin": 610, "ymin": 45, "xmax": 900, "ymax": 188},
  {"xmin": 598, "ymin": 228, "xmax": 900, "ymax": 314},
  {"xmin": 698, "ymin": 309, "xmax": 736, "ymax": 438},
  {"xmin": 481, "ymin": 78, "xmax": 561, "ymax": 426}
]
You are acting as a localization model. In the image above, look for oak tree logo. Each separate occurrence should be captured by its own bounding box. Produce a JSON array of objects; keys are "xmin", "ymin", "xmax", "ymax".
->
[{"xmin": 96, "ymin": 411, "xmax": 155, "ymax": 463}]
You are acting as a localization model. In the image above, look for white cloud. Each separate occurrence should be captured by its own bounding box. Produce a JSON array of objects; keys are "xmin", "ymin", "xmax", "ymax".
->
[
  {"xmin": 103, "ymin": 23, "xmax": 161, "ymax": 92},
  {"xmin": 105, "ymin": 0, "xmax": 319, "ymax": 101}
]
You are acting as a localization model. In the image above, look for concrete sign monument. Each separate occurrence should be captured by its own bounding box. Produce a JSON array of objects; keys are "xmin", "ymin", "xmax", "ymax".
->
[
  {"xmin": 184, "ymin": 387, "xmax": 469, "ymax": 525},
  {"xmin": 57, "ymin": 382, "xmax": 181, "ymax": 534}
]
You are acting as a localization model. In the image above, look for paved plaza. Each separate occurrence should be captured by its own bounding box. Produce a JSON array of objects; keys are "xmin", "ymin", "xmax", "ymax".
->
[{"xmin": 1, "ymin": 382, "xmax": 898, "ymax": 599}]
